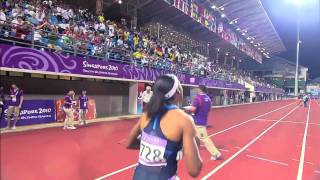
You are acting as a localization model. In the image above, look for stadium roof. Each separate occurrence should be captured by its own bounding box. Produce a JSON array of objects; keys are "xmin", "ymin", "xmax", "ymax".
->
[
  {"xmin": 202, "ymin": 0, "xmax": 286, "ymax": 54},
  {"xmin": 120, "ymin": 0, "xmax": 286, "ymax": 56},
  {"xmin": 241, "ymin": 56, "xmax": 307, "ymax": 71}
]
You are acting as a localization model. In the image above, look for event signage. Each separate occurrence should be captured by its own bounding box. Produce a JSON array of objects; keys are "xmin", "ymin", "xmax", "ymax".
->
[
  {"xmin": 171, "ymin": 0, "xmax": 263, "ymax": 63},
  {"xmin": 0, "ymin": 44, "xmax": 246, "ymax": 90},
  {"xmin": 0, "ymin": 100, "xmax": 56, "ymax": 127}
]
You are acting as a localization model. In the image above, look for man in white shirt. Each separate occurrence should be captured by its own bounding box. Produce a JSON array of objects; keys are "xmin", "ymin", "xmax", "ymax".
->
[
  {"xmin": 142, "ymin": 86, "xmax": 153, "ymax": 107},
  {"xmin": 0, "ymin": 9, "xmax": 6, "ymax": 24}
]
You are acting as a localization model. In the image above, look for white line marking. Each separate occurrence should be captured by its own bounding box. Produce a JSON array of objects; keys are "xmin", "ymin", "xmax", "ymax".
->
[
  {"xmin": 201, "ymin": 105, "xmax": 299, "ymax": 180},
  {"xmin": 253, "ymin": 119, "xmax": 320, "ymax": 126},
  {"xmin": 254, "ymin": 118, "xmax": 278, "ymax": 121},
  {"xmin": 208, "ymin": 102, "xmax": 296, "ymax": 138},
  {"xmin": 247, "ymin": 155, "xmax": 288, "ymax": 166},
  {"xmin": 315, "ymin": 170, "xmax": 320, "ymax": 174},
  {"xmin": 296, "ymin": 103, "xmax": 311, "ymax": 180},
  {"xmin": 95, "ymin": 101, "xmax": 296, "ymax": 179},
  {"xmin": 235, "ymin": 146, "xmax": 241, "ymax": 149},
  {"xmin": 306, "ymin": 162, "xmax": 313, "ymax": 165},
  {"xmin": 95, "ymin": 163, "xmax": 138, "ymax": 180},
  {"xmin": 310, "ymin": 123, "xmax": 320, "ymax": 126},
  {"xmin": 292, "ymin": 159, "xmax": 299, "ymax": 162},
  {"xmin": 246, "ymin": 149, "xmax": 251, "ymax": 152}
]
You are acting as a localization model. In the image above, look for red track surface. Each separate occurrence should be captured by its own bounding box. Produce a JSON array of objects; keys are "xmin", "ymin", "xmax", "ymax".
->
[{"xmin": 1, "ymin": 100, "xmax": 319, "ymax": 180}]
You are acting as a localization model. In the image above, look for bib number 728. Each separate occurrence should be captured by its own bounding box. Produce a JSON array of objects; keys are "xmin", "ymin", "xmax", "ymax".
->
[
  {"xmin": 138, "ymin": 133, "xmax": 167, "ymax": 166},
  {"xmin": 140, "ymin": 142, "xmax": 164, "ymax": 162}
]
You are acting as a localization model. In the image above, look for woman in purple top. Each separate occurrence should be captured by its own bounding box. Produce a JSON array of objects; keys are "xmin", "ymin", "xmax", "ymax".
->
[
  {"xmin": 184, "ymin": 85, "xmax": 221, "ymax": 160},
  {"xmin": 78, "ymin": 90, "xmax": 88, "ymax": 125},
  {"xmin": 6, "ymin": 84, "xmax": 24, "ymax": 130},
  {"xmin": 63, "ymin": 90, "xmax": 76, "ymax": 130}
]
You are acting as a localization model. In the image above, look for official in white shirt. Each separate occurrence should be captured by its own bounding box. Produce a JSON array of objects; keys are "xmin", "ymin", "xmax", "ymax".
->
[{"xmin": 142, "ymin": 86, "xmax": 153, "ymax": 107}]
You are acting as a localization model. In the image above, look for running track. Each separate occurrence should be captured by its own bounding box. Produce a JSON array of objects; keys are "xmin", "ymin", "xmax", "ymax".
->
[{"xmin": 1, "ymin": 100, "xmax": 319, "ymax": 180}]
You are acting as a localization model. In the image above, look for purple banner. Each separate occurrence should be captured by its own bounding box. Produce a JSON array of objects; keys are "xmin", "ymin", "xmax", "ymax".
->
[
  {"xmin": 0, "ymin": 44, "xmax": 246, "ymax": 90},
  {"xmin": 1, "ymin": 100, "xmax": 56, "ymax": 127}
]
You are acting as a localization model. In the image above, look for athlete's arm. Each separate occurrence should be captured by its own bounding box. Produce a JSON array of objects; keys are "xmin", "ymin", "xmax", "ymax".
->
[
  {"xmin": 185, "ymin": 96, "xmax": 200, "ymax": 113},
  {"xmin": 184, "ymin": 106, "xmax": 196, "ymax": 113},
  {"xmin": 182, "ymin": 115, "xmax": 202, "ymax": 177},
  {"xmin": 126, "ymin": 118, "xmax": 142, "ymax": 149}
]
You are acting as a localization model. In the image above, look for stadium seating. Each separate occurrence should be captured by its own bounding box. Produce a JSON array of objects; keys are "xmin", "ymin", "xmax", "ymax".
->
[{"xmin": 0, "ymin": 0, "xmax": 277, "ymax": 88}]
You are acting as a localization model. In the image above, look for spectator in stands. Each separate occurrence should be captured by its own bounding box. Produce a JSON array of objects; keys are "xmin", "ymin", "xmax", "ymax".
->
[
  {"xmin": 0, "ymin": 9, "xmax": 6, "ymax": 25},
  {"xmin": 0, "ymin": 0, "xmax": 277, "ymax": 90},
  {"xmin": 63, "ymin": 90, "xmax": 76, "ymax": 130},
  {"xmin": 6, "ymin": 84, "xmax": 24, "ymax": 130},
  {"xmin": 78, "ymin": 90, "xmax": 89, "ymax": 125}
]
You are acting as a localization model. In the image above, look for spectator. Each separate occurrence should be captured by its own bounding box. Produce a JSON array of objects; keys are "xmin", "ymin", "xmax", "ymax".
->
[{"xmin": 0, "ymin": 9, "xmax": 6, "ymax": 24}]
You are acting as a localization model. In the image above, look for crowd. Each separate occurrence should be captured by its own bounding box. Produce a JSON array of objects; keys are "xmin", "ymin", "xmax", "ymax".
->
[{"xmin": 0, "ymin": 0, "xmax": 276, "ymax": 87}]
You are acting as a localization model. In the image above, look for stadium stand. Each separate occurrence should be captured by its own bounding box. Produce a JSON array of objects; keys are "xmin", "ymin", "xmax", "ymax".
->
[{"xmin": 0, "ymin": 0, "xmax": 279, "ymax": 89}]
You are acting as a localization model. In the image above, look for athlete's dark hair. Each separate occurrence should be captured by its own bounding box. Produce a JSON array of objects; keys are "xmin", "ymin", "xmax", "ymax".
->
[
  {"xmin": 144, "ymin": 75, "xmax": 176, "ymax": 119},
  {"xmin": 199, "ymin": 85, "xmax": 207, "ymax": 93}
]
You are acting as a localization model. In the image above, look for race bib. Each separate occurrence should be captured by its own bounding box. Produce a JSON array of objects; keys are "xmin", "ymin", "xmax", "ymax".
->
[
  {"xmin": 139, "ymin": 131, "xmax": 167, "ymax": 166},
  {"xmin": 84, "ymin": 102, "xmax": 87, "ymax": 108}
]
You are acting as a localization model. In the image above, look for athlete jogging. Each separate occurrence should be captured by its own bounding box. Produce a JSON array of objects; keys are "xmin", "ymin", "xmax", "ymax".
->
[{"xmin": 126, "ymin": 74, "xmax": 202, "ymax": 179}]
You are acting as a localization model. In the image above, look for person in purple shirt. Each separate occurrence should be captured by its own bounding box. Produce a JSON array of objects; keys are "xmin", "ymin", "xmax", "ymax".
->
[
  {"xmin": 63, "ymin": 90, "xmax": 76, "ymax": 130},
  {"xmin": 6, "ymin": 84, "xmax": 24, "ymax": 130},
  {"xmin": 184, "ymin": 85, "xmax": 221, "ymax": 160},
  {"xmin": 78, "ymin": 90, "xmax": 89, "ymax": 125}
]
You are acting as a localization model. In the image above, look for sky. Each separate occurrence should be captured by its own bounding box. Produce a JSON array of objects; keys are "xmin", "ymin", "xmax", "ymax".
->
[{"xmin": 261, "ymin": 0, "xmax": 320, "ymax": 79}]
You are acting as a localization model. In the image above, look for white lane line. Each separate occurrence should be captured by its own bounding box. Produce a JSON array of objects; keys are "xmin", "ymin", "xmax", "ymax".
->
[
  {"xmin": 315, "ymin": 170, "xmax": 320, "ymax": 174},
  {"xmin": 254, "ymin": 118, "xmax": 278, "ymax": 121},
  {"xmin": 296, "ymin": 103, "xmax": 311, "ymax": 180},
  {"xmin": 253, "ymin": 119, "xmax": 320, "ymax": 126},
  {"xmin": 235, "ymin": 146, "xmax": 241, "ymax": 149},
  {"xmin": 292, "ymin": 159, "xmax": 299, "ymax": 162},
  {"xmin": 247, "ymin": 155, "xmax": 288, "ymax": 166},
  {"xmin": 201, "ymin": 105, "xmax": 299, "ymax": 180},
  {"xmin": 95, "ymin": 101, "xmax": 296, "ymax": 179},
  {"xmin": 305, "ymin": 162, "xmax": 313, "ymax": 165},
  {"xmin": 246, "ymin": 149, "xmax": 251, "ymax": 152},
  {"xmin": 208, "ymin": 102, "xmax": 296, "ymax": 138},
  {"xmin": 310, "ymin": 122, "xmax": 320, "ymax": 126},
  {"xmin": 95, "ymin": 163, "xmax": 138, "ymax": 180}
]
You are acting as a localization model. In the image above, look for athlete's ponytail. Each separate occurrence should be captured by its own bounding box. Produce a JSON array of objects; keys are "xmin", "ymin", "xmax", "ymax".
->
[{"xmin": 144, "ymin": 75, "xmax": 179, "ymax": 119}]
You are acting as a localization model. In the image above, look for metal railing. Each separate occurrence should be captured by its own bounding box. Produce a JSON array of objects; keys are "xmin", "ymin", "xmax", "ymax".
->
[{"xmin": 0, "ymin": 20, "xmax": 245, "ymax": 84}]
